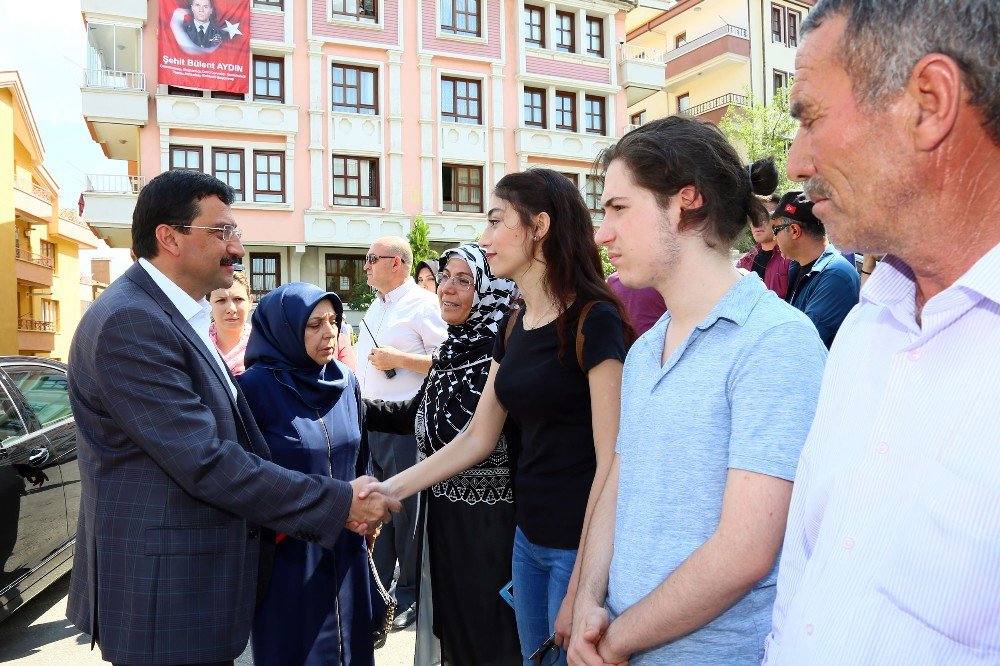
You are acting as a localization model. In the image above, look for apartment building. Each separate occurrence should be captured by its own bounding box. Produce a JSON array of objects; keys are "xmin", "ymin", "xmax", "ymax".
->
[
  {"xmin": 623, "ymin": 0, "xmax": 813, "ymax": 127},
  {"xmin": 81, "ymin": 0, "xmax": 644, "ymax": 312},
  {"xmin": 1, "ymin": 71, "xmax": 102, "ymax": 360}
]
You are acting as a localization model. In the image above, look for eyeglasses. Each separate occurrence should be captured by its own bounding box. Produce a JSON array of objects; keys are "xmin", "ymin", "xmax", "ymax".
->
[
  {"xmin": 437, "ymin": 274, "xmax": 475, "ymax": 292},
  {"xmin": 771, "ymin": 222, "xmax": 793, "ymax": 236},
  {"xmin": 178, "ymin": 224, "xmax": 243, "ymax": 241},
  {"xmin": 530, "ymin": 634, "xmax": 560, "ymax": 666},
  {"xmin": 365, "ymin": 254, "xmax": 397, "ymax": 265}
]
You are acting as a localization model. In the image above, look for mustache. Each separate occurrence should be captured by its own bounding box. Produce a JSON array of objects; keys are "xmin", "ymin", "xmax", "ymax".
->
[
  {"xmin": 803, "ymin": 178, "xmax": 833, "ymax": 202},
  {"xmin": 220, "ymin": 256, "xmax": 244, "ymax": 270}
]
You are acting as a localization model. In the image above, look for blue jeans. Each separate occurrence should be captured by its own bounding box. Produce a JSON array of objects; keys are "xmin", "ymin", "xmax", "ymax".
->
[{"xmin": 512, "ymin": 527, "xmax": 578, "ymax": 666}]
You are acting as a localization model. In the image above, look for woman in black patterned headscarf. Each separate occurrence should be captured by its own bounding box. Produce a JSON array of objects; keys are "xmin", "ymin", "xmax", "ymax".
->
[{"xmin": 365, "ymin": 243, "xmax": 521, "ymax": 665}]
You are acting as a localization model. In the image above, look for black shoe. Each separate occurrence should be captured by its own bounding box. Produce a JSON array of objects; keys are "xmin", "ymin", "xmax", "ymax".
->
[{"xmin": 391, "ymin": 603, "xmax": 417, "ymax": 631}]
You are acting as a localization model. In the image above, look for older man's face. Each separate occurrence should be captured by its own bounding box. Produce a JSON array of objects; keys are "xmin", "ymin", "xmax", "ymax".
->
[{"xmin": 786, "ymin": 15, "xmax": 914, "ymax": 254}]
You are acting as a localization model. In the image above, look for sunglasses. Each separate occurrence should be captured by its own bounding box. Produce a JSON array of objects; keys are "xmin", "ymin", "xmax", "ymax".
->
[
  {"xmin": 365, "ymin": 254, "xmax": 397, "ymax": 265},
  {"xmin": 771, "ymin": 222, "xmax": 794, "ymax": 235},
  {"xmin": 530, "ymin": 634, "xmax": 560, "ymax": 666}
]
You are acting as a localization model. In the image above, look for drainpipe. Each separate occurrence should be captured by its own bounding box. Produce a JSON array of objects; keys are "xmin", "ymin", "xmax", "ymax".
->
[
  {"xmin": 746, "ymin": 0, "xmax": 754, "ymax": 103},
  {"xmin": 761, "ymin": 0, "xmax": 768, "ymax": 105}
]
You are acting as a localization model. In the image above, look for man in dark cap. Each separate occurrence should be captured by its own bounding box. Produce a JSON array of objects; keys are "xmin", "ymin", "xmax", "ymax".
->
[{"xmin": 771, "ymin": 190, "xmax": 859, "ymax": 347}]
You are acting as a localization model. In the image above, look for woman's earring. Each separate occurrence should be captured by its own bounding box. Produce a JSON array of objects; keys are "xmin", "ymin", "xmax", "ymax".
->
[{"xmin": 532, "ymin": 234, "xmax": 538, "ymax": 241}]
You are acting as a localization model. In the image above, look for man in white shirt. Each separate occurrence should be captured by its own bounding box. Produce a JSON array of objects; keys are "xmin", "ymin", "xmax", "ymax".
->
[
  {"xmin": 356, "ymin": 236, "xmax": 447, "ymax": 629},
  {"xmin": 765, "ymin": 1, "xmax": 1000, "ymax": 664}
]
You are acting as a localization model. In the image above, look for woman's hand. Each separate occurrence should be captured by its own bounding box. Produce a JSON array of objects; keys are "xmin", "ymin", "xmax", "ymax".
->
[
  {"xmin": 554, "ymin": 591, "xmax": 575, "ymax": 648},
  {"xmin": 368, "ymin": 345, "xmax": 404, "ymax": 371}
]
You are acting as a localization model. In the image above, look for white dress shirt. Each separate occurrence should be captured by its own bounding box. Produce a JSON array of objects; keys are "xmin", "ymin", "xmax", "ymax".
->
[
  {"xmin": 138, "ymin": 258, "xmax": 237, "ymax": 399},
  {"xmin": 764, "ymin": 243, "xmax": 1000, "ymax": 665},
  {"xmin": 355, "ymin": 279, "xmax": 447, "ymax": 401}
]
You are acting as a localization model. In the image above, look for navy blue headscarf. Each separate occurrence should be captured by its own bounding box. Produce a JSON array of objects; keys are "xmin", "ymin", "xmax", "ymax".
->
[{"xmin": 245, "ymin": 282, "xmax": 347, "ymax": 410}]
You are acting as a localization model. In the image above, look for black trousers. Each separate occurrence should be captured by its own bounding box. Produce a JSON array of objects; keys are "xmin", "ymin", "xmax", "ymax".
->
[{"xmin": 368, "ymin": 430, "xmax": 418, "ymax": 609}]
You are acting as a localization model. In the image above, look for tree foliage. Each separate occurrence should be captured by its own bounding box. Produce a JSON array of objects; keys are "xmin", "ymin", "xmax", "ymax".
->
[
  {"xmin": 718, "ymin": 84, "xmax": 798, "ymax": 197},
  {"xmin": 599, "ymin": 245, "xmax": 615, "ymax": 278},
  {"xmin": 407, "ymin": 215, "xmax": 438, "ymax": 275}
]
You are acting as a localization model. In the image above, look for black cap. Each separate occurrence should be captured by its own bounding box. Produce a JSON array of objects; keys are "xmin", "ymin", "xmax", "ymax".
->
[{"xmin": 771, "ymin": 190, "xmax": 822, "ymax": 228}]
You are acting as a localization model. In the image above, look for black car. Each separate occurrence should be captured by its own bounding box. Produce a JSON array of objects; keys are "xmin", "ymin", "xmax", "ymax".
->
[{"xmin": 0, "ymin": 357, "xmax": 78, "ymax": 622}]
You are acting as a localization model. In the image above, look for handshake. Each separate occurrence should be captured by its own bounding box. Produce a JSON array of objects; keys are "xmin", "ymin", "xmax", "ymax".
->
[{"xmin": 345, "ymin": 476, "xmax": 401, "ymax": 536}]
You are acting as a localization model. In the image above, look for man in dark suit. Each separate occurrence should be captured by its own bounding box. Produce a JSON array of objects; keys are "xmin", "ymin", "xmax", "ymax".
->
[
  {"xmin": 183, "ymin": 0, "xmax": 226, "ymax": 49},
  {"xmin": 66, "ymin": 170, "xmax": 398, "ymax": 666}
]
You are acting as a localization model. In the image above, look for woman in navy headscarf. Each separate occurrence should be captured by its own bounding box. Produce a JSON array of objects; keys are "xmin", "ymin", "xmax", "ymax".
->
[{"xmin": 238, "ymin": 283, "xmax": 375, "ymax": 666}]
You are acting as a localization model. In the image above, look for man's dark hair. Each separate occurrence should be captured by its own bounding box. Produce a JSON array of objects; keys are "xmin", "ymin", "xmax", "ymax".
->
[
  {"xmin": 803, "ymin": 0, "xmax": 1000, "ymax": 145},
  {"xmin": 132, "ymin": 170, "xmax": 234, "ymax": 260},
  {"xmin": 597, "ymin": 115, "xmax": 778, "ymax": 249}
]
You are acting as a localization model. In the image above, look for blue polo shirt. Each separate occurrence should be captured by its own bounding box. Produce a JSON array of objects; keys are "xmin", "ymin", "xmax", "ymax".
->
[
  {"xmin": 787, "ymin": 244, "xmax": 861, "ymax": 348},
  {"xmin": 607, "ymin": 275, "xmax": 827, "ymax": 664}
]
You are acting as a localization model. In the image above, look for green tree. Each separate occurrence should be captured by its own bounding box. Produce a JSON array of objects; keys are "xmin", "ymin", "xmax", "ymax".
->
[
  {"xmin": 346, "ymin": 282, "xmax": 376, "ymax": 311},
  {"xmin": 407, "ymin": 215, "xmax": 438, "ymax": 275},
  {"xmin": 599, "ymin": 245, "xmax": 615, "ymax": 278}
]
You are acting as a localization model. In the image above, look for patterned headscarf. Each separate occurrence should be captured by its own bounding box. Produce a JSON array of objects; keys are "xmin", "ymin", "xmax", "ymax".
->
[{"xmin": 416, "ymin": 244, "xmax": 517, "ymax": 502}]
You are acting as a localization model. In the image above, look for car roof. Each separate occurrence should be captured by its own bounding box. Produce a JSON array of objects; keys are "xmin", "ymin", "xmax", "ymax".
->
[{"xmin": 0, "ymin": 356, "xmax": 68, "ymax": 371}]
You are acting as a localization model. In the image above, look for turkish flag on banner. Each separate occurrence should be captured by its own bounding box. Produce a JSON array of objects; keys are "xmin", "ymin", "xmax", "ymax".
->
[{"xmin": 158, "ymin": 0, "xmax": 251, "ymax": 94}]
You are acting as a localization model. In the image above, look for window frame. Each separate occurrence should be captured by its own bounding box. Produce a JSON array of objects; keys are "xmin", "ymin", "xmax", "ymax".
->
[
  {"xmin": 253, "ymin": 55, "xmax": 284, "ymax": 103},
  {"xmin": 787, "ymin": 9, "xmax": 800, "ymax": 47},
  {"xmin": 330, "ymin": 0, "xmax": 378, "ymax": 23},
  {"xmin": 325, "ymin": 254, "xmax": 367, "ymax": 301},
  {"xmin": 442, "ymin": 164, "xmax": 484, "ymax": 213},
  {"xmin": 39, "ymin": 240, "xmax": 57, "ymax": 271},
  {"xmin": 771, "ymin": 4, "xmax": 785, "ymax": 44},
  {"xmin": 331, "ymin": 155, "xmax": 380, "ymax": 208},
  {"xmin": 252, "ymin": 150, "xmax": 286, "ymax": 203},
  {"xmin": 212, "ymin": 148, "xmax": 245, "ymax": 202},
  {"xmin": 630, "ymin": 110, "xmax": 647, "ymax": 126},
  {"xmin": 167, "ymin": 85, "xmax": 203, "ymax": 97},
  {"xmin": 249, "ymin": 252, "xmax": 282, "ymax": 300},
  {"xmin": 555, "ymin": 10, "xmax": 575, "ymax": 53},
  {"xmin": 253, "ymin": 0, "xmax": 283, "ymax": 8},
  {"xmin": 210, "ymin": 90, "xmax": 246, "ymax": 101},
  {"xmin": 169, "ymin": 144, "xmax": 203, "ymax": 172},
  {"xmin": 555, "ymin": 91, "xmax": 577, "ymax": 132},
  {"xmin": 674, "ymin": 31, "xmax": 687, "ymax": 48},
  {"xmin": 585, "ymin": 16, "xmax": 604, "ymax": 57},
  {"xmin": 441, "ymin": 76, "xmax": 483, "ymax": 125},
  {"xmin": 585, "ymin": 174, "xmax": 603, "ymax": 214},
  {"xmin": 677, "ymin": 92, "xmax": 690, "ymax": 113},
  {"xmin": 331, "ymin": 64, "xmax": 379, "ymax": 115},
  {"xmin": 524, "ymin": 5, "xmax": 545, "ymax": 47},
  {"xmin": 584, "ymin": 95, "xmax": 606, "ymax": 136},
  {"xmin": 441, "ymin": 0, "xmax": 481, "ymax": 37},
  {"xmin": 523, "ymin": 86, "xmax": 547, "ymax": 128}
]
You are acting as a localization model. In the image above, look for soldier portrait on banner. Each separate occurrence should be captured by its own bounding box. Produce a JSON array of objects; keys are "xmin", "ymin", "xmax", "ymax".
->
[{"xmin": 158, "ymin": 0, "xmax": 251, "ymax": 94}]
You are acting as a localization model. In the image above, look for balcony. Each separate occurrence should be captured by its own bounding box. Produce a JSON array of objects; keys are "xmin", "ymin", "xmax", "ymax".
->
[
  {"xmin": 13, "ymin": 177, "xmax": 55, "ymax": 223},
  {"xmin": 422, "ymin": 215, "xmax": 482, "ymax": 244},
  {"xmin": 82, "ymin": 174, "xmax": 145, "ymax": 248},
  {"xmin": 680, "ymin": 93, "xmax": 748, "ymax": 124},
  {"xmin": 329, "ymin": 113, "xmax": 384, "ymax": 154},
  {"xmin": 15, "ymin": 247, "xmax": 54, "ymax": 287},
  {"xmin": 49, "ymin": 208, "xmax": 100, "ymax": 249},
  {"xmin": 664, "ymin": 25, "xmax": 751, "ymax": 89},
  {"xmin": 17, "ymin": 319, "xmax": 56, "ymax": 354},
  {"xmin": 157, "ymin": 95, "xmax": 299, "ymax": 135},
  {"xmin": 620, "ymin": 45, "xmax": 667, "ymax": 106},
  {"xmin": 304, "ymin": 211, "xmax": 410, "ymax": 247},
  {"xmin": 440, "ymin": 123, "xmax": 489, "ymax": 163},
  {"xmin": 81, "ymin": 0, "xmax": 147, "ymax": 22},
  {"xmin": 515, "ymin": 127, "xmax": 616, "ymax": 163}
]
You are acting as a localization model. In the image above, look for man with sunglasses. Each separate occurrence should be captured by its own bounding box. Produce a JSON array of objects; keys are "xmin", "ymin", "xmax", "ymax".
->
[
  {"xmin": 356, "ymin": 236, "xmax": 447, "ymax": 630},
  {"xmin": 736, "ymin": 212, "xmax": 792, "ymax": 299},
  {"xmin": 771, "ymin": 191, "xmax": 859, "ymax": 348}
]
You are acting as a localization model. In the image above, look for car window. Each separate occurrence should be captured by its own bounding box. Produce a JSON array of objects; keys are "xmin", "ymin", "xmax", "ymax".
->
[
  {"xmin": 0, "ymin": 382, "xmax": 28, "ymax": 444},
  {"xmin": 6, "ymin": 366, "xmax": 73, "ymax": 427}
]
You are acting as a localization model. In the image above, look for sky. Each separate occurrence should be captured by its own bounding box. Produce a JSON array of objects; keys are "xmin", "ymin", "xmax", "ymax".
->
[{"xmin": 0, "ymin": 0, "xmax": 125, "ymax": 205}]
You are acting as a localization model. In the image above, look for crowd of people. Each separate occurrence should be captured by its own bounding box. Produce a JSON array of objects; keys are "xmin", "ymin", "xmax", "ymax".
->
[{"xmin": 63, "ymin": 0, "xmax": 998, "ymax": 665}]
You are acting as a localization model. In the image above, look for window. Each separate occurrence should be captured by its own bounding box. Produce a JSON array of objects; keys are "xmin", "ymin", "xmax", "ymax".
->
[
  {"xmin": 0, "ymin": 382, "xmax": 27, "ymax": 444},
  {"xmin": 442, "ymin": 0, "xmax": 480, "ymax": 36},
  {"xmin": 585, "ymin": 17, "xmax": 604, "ymax": 57},
  {"xmin": 253, "ymin": 151, "xmax": 285, "ymax": 203},
  {"xmin": 561, "ymin": 172, "xmax": 579, "ymax": 186},
  {"xmin": 325, "ymin": 254, "xmax": 367, "ymax": 301},
  {"xmin": 674, "ymin": 32, "xmax": 687, "ymax": 48},
  {"xmin": 771, "ymin": 5, "xmax": 784, "ymax": 43},
  {"xmin": 585, "ymin": 95, "xmax": 605, "ymax": 135},
  {"xmin": 332, "ymin": 156, "xmax": 379, "ymax": 207},
  {"xmin": 170, "ymin": 145, "xmax": 203, "ymax": 171},
  {"xmin": 40, "ymin": 300, "xmax": 59, "ymax": 332},
  {"xmin": 212, "ymin": 149, "xmax": 245, "ymax": 201},
  {"xmin": 167, "ymin": 85, "xmax": 203, "ymax": 97},
  {"xmin": 254, "ymin": 0, "xmax": 283, "ymax": 8},
  {"xmin": 211, "ymin": 90, "xmax": 245, "ymax": 101},
  {"xmin": 585, "ymin": 174, "xmax": 603, "ymax": 213},
  {"xmin": 523, "ymin": 87, "xmax": 546, "ymax": 127},
  {"xmin": 555, "ymin": 91, "xmax": 576, "ymax": 131},
  {"xmin": 630, "ymin": 110, "xmax": 647, "ymax": 126},
  {"xmin": 442, "ymin": 164, "xmax": 483, "ymax": 213},
  {"xmin": 250, "ymin": 253, "xmax": 281, "ymax": 299},
  {"xmin": 331, "ymin": 0, "xmax": 377, "ymax": 23},
  {"xmin": 253, "ymin": 56, "xmax": 284, "ymax": 102},
  {"xmin": 331, "ymin": 64, "xmax": 378, "ymax": 114},
  {"xmin": 8, "ymin": 366, "xmax": 72, "ymax": 427},
  {"xmin": 524, "ymin": 5, "xmax": 544, "ymax": 47},
  {"xmin": 441, "ymin": 77, "xmax": 482, "ymax": 124},
  {"xmin": 788, "ymin": 9, "xmax": 800, "ymax": 47},
  {"xmin": 555, "ymin": 11, "xmax": 575, "ymax": 53},
  {"xmin": 39, "ymin": 240, "xmax": 56, "ymax": 270},
  {"xmin": 677, "ymin": 92, "xmax": 690, "ymax": 113},
  {"xmin": 773, "ymin": 69, "xmax": 791, "ymax": 97}
]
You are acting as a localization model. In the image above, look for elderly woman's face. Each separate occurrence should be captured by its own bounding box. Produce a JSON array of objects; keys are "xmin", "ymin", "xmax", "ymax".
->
[
  {"xmin": 304, "ymin": 299, "xmax": 339, "ymax": 365},
  {"xmin": 438, "ymin": 257, "xmax": 475, "ymax": 325}
]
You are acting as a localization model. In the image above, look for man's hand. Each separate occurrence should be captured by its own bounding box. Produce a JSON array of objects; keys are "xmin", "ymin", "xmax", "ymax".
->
[
  {"xmin": 568, "ymin": 607, "xmax": 628, "ymax": 666},
  {"xmin": 347, "ymin": 476, "xmax": 400, "ymax": 535},
  {"xmin": 368, "ymin": 345, "xmax": 403, "ymax": 371}
]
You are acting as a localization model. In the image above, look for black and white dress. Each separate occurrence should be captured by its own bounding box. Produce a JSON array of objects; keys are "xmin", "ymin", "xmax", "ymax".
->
[{"xmin": 365, "ymin": 244, "xmax": 521, "ymax": 666}]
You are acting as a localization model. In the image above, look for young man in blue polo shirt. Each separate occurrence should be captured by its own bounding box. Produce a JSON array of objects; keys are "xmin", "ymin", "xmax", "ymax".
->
[
  {"xmin": 772, "ymin": 191, "xmax": 860, "ymax": 348},
  {"xmin": 567, "ymin": 117, "xmax": 828, "ymax": 665}
]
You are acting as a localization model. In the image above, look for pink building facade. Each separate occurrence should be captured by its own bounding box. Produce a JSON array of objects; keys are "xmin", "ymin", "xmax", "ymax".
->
[{"xmin": 81, "ymin": 0, "xmax": 635, "ymax": 310}]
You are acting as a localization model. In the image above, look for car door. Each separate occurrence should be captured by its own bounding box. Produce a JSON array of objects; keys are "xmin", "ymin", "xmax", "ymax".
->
[{"xmin": 0, "ymin": 371, "xmax": 68, "ymax": 597}]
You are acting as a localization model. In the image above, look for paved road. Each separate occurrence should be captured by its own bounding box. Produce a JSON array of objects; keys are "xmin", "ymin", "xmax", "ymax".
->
[{"xmin": 0, "ymin": 574, "xmax": 416, "ymax": 665}]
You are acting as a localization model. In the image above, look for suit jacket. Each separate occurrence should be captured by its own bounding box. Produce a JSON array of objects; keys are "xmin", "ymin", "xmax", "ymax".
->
[
  {"xmin": 66, "ymin": 262, "xmax": 353, "ymax": 665},
  {"xmin": 183, "ymin": 19, "xmax": 226, "ymax": 48}
]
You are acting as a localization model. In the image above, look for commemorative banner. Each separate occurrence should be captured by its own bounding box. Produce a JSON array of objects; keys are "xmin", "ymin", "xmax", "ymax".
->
[{"xmin": 158, "ymin": 0, "xmax": 251, "ymax": 94}]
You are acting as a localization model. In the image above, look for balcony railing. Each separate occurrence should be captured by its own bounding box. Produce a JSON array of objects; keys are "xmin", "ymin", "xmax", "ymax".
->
[
  {"xmin": 15, "ymin": 246, "xmax": 55, "ymax": 268},
  {"xmin": 680, "ymin": 93, "xmax": 749, "ymax": 117},
  {"xmin": 665, "ymin": 24, "xmax": 750, "ymax": 62},
  {"xmin": 84, "ymin": 68, "xmax": 146, "ymax": 91},
  {"xmin": 86, "ymin": 174, "xmax": 146, "ymax": 194},
  {"xmin": 18, "ymin": 318, "xmax": 57, "ymax": 333},
  {"xmin": 59, "ymin": 207, "xmax": 88, "ymax": 228},
  {"xmin": 13, "ymin": 176, "xmax": 54, "ymax": 203},
  {"xmin": 621, "ymin": 44, "xmax": 667, "ymax": 64}
]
